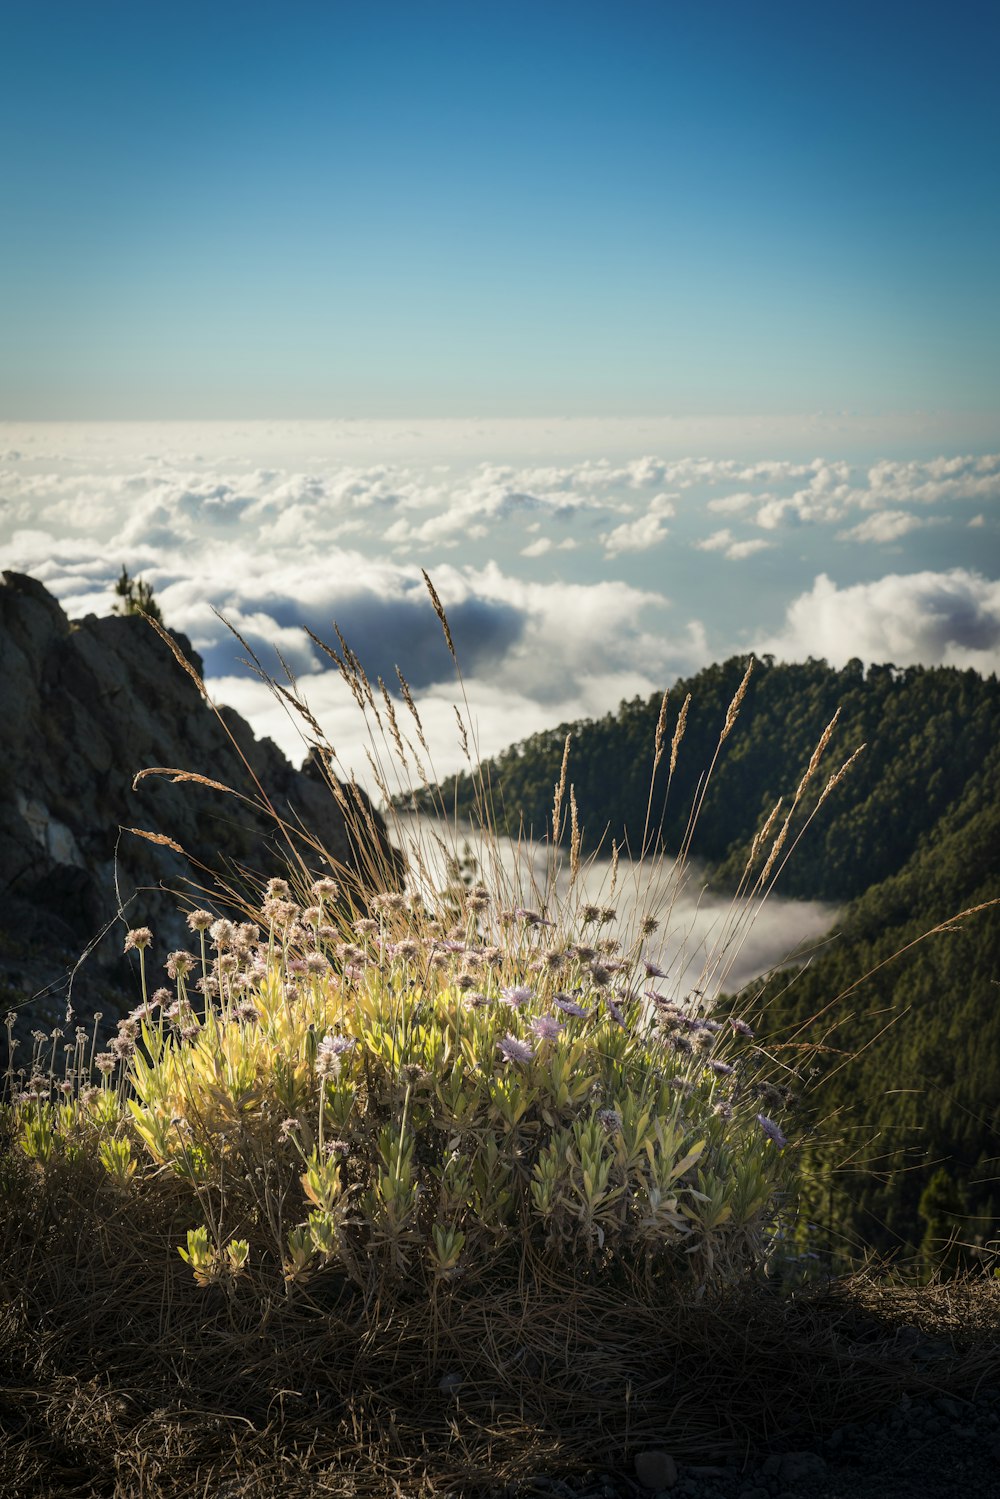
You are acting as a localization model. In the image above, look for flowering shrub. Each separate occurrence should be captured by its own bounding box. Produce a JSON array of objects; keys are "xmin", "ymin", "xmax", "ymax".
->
[
  {"xmin": 6, "ymin": 858, "xmax": 795, "ymax": 1300},
  {"xmin": 3, "ymin": 592, "xmax": 852, "ymax": 1307}
]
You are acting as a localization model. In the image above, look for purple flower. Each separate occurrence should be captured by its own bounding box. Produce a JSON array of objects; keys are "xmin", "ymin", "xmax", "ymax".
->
[
  {"xmin": 317, "ymin": 1033, "xmax": 355, "ymax": 1077},
  {"xmin": 553, "ymin": 993, "xmax": 589, "ymax": 1019},
  {"xmin": 514, "ymin": 908, "xmax": 555, "ymax": 927},
  {"xmin": 730, "ymin": 1016, "xmax": 755, "ymax": 1038},
  {"xmin": 708, "ymin": 1059, "xmax": 735, "ymax": 1077},
  {"xmin": 498, "ymin": 1034, "xmax": 535, "ymax": 1065},
  {"xmin": 756, "ymin": 1113, "xmax": 788, "ymax": 1149},
  {"xmin": 530, "ymin": 1015, "xmax": 564, "ymax": 1041},
  {"xmin": 605, "ymin": 996, "xmax": 627, "ymax": 1027},
  {"xmin": 499, "ymin": 985, "xmax": 533, "ymax": 1009},
  {"xmin": 643, "ymin": 959, "xmax": 668, "ymax": 979}
]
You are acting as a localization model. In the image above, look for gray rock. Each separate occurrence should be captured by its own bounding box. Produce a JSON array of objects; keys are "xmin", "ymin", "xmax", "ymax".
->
[
  {"xmin": 774, "ymin": 1451, "xmax": 827, "ymax": 1485},
  {"xmin": 0, "ymin": 572, "xmax": 399, "ymax": 1027},
  {"xmin": 634, "ymin": 1451, "xmax": 678, "ymax": 1491}
]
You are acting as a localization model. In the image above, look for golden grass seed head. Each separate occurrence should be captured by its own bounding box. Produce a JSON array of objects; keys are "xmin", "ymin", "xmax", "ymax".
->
[{"xmin": 670, "ymin": 693, "xmax": 691, "ymax": 773}]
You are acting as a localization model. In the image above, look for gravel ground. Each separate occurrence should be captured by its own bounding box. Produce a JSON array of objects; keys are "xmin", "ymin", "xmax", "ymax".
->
[{"xmin": 508, "ymin": 1385, "xmax": 1000, "ymax": 1499}]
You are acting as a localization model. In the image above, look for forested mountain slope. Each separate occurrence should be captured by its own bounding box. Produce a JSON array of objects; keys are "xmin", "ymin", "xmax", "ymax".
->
[
  {"xmin": 423, "ymin": 658, "xmax": 1000, "ymax": 904},
  {"xmin": 749, "ymin": 737, "xmax": 1000, "ymax": 1262},
  {"xmin": 419, "ymin": 657, "xmax": 1000, "ymax": 1260}
]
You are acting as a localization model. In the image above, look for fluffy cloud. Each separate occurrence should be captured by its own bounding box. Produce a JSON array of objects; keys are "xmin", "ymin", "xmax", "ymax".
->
[
  {"xmin": 695, "ymin": 528, "xmax": 772, "ymax": 561},
  {"xmin": 600, "ymin": 494, "xmax": 676, "ymax": 557},
  {"xmin": 837, "ymin": 510, "xmax": 926, "ymax": 544},
  {"xmin": 195, "ymin": 565, "xmax": 705, "ymax": 777},
  {"xmin": 706, "ymin": 491, "xmax": 760, "ymax": 515},
  {"xmin": 863, "ymin": 454, "xmax": 1000, "ymax": 508},
  {"xmin": 727, "ymin": 538, "xmax": 772, "ymax": 560},
  {"xmin": 761, "ymin": 570, "xmax": 1000, "ymax": 673}
]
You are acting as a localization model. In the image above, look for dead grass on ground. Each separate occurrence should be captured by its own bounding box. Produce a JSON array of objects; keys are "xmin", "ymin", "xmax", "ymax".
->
[{"xmin": 2, "ymin": 1142, "xmax": 999, "ymax": 1499}]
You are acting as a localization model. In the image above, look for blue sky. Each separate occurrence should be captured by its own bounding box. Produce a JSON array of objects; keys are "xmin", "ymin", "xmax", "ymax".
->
[
  {"xmin": 2, "ymin": 0, "xmax": 999, "ymax": 418},
  {"xmin": 1, "ymin": 6, "xmax": 997, "ymax": 785}
]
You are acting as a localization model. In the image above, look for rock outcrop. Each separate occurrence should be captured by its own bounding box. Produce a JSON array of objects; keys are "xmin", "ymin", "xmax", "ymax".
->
[{"xmin": 0, "ymin": 571, "xmax": 397, "ymax": 1022}]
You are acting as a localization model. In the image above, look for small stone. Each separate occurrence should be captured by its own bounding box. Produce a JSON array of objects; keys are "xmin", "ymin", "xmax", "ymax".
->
[
  {"xmin": 635, "ymin": 1450, "xmax": 678, "ymax": 1491},
  {"xmin": 778, "ymin": 1452, "xmax": 827, "ymax": 1485}
]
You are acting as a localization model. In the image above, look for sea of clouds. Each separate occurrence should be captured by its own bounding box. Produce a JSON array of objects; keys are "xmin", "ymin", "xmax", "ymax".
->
[{"xmin": 0, "ymin": 421, "xmax": 997, "ymax": 785}]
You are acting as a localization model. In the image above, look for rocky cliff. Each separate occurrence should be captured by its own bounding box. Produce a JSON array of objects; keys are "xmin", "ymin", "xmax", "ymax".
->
[{"xmin": 0, "ymin": 571, "xmax": 396, "ymax": 1024}]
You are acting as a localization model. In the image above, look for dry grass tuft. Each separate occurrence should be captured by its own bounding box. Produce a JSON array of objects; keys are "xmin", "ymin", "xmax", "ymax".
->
[{"xmin": 2, "ymin": 1144, "xmax": 998, "ymax": 1499}]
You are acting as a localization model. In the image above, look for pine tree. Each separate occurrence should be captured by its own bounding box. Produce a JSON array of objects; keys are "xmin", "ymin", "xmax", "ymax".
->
[{"xmin": 111, "ymin": 566, "xmax": 163, "ymax": 623}]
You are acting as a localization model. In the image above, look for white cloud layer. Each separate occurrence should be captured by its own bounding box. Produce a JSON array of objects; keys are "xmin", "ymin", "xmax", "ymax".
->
[
  {"xmin": 761, "ymin": 570, "xmax": 1000, "ymax": 674},
  {"xmin": 1, "ymin": 423, "xmax": 996, "ymax": 781}
]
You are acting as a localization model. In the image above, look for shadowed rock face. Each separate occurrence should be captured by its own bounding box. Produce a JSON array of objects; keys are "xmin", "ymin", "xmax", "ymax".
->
[{"xmin": 0, "ymin": 571, "xmax": 398, "ymax": 1022}]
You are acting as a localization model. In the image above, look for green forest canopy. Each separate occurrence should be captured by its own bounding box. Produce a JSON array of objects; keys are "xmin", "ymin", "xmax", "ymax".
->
[{"xmin": 419, "ymin": 656, "xmax": 999, "ymax": 904}]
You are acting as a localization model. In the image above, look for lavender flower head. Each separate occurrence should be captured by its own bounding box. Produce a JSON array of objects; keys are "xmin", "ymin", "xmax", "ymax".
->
[
  {"xmin": 498, "ymin": 1034, "xmax": 534, "ymax": 1065},
  {"xmin": 605, "ymin": 995, "xmax": 627, "ymax": 1027},
  {"xmin": 317, "ymin": 1033, "xmax": 355, "ymax": 1078},
  {"xmin": 499, "ymin": 985, "xmax": 533, "ymax": 1010},
  {"xmin": 756, "ymin": 1113, "xmax": 788, "ymax": 1149},
  {"xmin": 165, "ymin": 950, "xmax": 196, "ymax": 980},
  {"xmin": 529, "ymin": 1015, "xmax": 564, "ymax": 1041},
  {"xmin": 553, "ymin": 993, "xmax": 589, "ymax": 1019}
]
